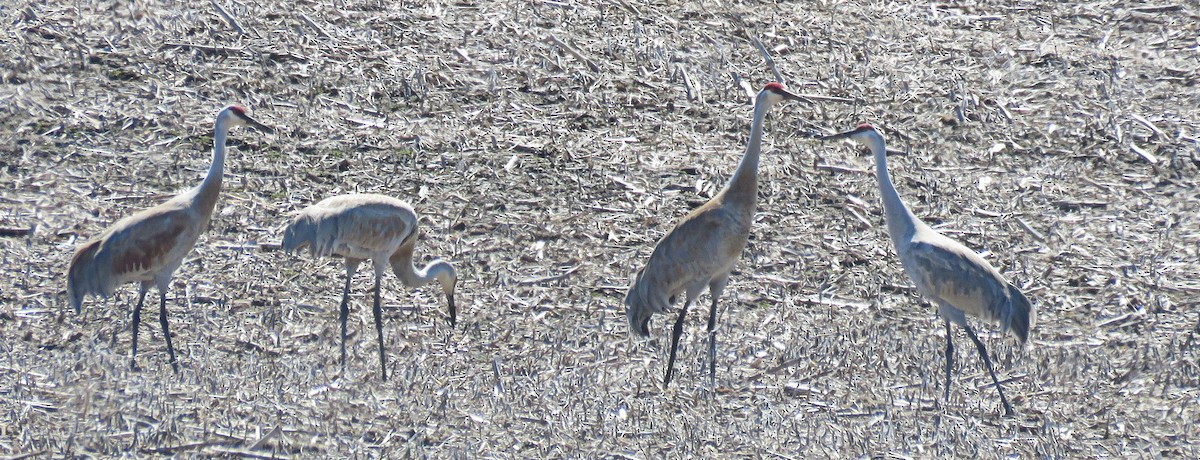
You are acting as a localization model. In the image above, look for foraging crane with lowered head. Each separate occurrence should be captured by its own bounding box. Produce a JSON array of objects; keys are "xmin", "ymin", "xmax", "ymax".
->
[
  {"xmin": 626, "ymin": 82, "xmax": 807, "ymax": 387},
  {"xmin": 67, "ymin": 105, "xmax": 272, "ymax": 372},
  {"xmin": 819, "ymin": 123, "xmax": 1033, "ymax": 416},
  {"xmin": 282, "ymin": 193, "xmax": 457, "ymax": 381}
]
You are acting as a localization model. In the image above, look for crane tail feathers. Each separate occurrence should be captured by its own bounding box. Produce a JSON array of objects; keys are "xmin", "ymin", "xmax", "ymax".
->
[
  {"xmin": 624, "ymin": 269, "xmax": 656, "ymax": 337},
  {"xmin": 282, "ymin": 216, "xmax": 320, "ymax": 256},
  {"xmin": 281, "ymin": 223, "xmax": 302, "ymax": 253},
  {"xmin": 1005, "ymin": 283, "xmax": 1033, "ymax": 343},
  {"xmin": 66, "ymin": 238, "xmax": 104, "ymax": 313}
]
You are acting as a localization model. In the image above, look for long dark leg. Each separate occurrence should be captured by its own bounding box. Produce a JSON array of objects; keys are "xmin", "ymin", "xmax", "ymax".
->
[
  {"xmin": 339, "ymin": 259, "xmax": 360, "ymax": 372},
  {"xmin": 664, "ymin": 299, "xmax": 692, "ymax": 388},
  {"xmin": 943, "ymin": 320, "xmax": 954, "ymax": 401},
  {"xmin": 372, "ymin": 271, "xmax": 387, "ymax": 381},
  {"xmin": 130, "ymin": 286, "xmax": 149, "ymax": 370},
  {"xmin": 963, "ymin": 323, "xmax": 1015, "ymax": 416},
  {"xmin": 159, "ymin": 288, "xmax": 178, "ymax": 373},
  {"xmin": 706, "ymin": 298, "xmax": 718, "ymax": 385},
  {"xmin": 705, "ymin": 277, "xmax": 728, "ymax": 385}
]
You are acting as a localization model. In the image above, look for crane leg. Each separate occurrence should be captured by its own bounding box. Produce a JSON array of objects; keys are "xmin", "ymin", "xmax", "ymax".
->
[
  {"xmin": 963, "ymin": 324, "xmax": 1015, "ymax": 416},
  {"xmin": 446, "ymin": 292, "xmax": 457, "ymax": 327},
  {"xmin": 943, "ymin": 320, "xmax": 954, "ymax": 401},
  {"xmin": 705, "ymin": 277, "xmax": 729, "ymax": 385},
  {"xmin": 339, "ymin": 259, "xmax": 360, "ymax": 373},
  {"xmin": 664, "ymin": 299, "xmax": 693, "ymax": 388},
  {"xmin": 129, "ymin": 285, "xmax": 150, "ymax": 370},
  {"xmin": 372, "ymin": 271, "xmax": 387, "ymax": 382},
  {"xmin": 158, "ymin": 289, "xmax": 178, "ymax": 373}
]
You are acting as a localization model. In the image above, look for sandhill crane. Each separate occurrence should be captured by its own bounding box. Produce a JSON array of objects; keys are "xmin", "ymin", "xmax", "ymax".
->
[
  {"xmin": 67, "ymin": 105, "xmax": 271, "ymax": 372},
  {"xmin": 819, "ymin": 123, "xmax": 1033, "ymax": 416},
  {"xmin": 282, "ymin": 194, "xmax": 457, "ymax": 381},
  {"xmin": 626, "ymin": 82, "xmax": 807, "ymax": 387}
]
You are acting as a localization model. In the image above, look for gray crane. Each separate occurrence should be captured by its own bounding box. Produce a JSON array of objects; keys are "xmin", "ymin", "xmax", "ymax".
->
[
  {"xmin": 67, "ymin": 105, "xmax": 272, "ymax": 371},
  {"xmin": 282, "ymin": 194, "xmax": 457, "ymax": 381},
  {"xmin": 626, "ymin": 83, "xmax": 807, "ymax": 387},
  {"xmin": 820, "ymin": 123, "xmax": 1034, "ymax": 415}
]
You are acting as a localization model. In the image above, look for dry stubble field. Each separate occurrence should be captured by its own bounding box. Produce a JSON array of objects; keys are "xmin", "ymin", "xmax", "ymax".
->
[{"xmin": 2, "ymin": 0, "xmax": 1199, "ymax": 458}]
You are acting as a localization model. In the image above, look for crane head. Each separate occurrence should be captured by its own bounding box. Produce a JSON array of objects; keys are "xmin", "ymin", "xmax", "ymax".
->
[
  {"xmin": 820, "ymin": 123, "xmax": 875, "ymax": 140},
  {"xmin": 818, "ymin": 123, "xmax": 895, "ymax": 156},
  {"xmin": 221, "ymin": 105, "xmax": 274, "ymax": 134},
  {"xmin": 761, "ymin": 82, "xmax": 809, "ymax": 104}
]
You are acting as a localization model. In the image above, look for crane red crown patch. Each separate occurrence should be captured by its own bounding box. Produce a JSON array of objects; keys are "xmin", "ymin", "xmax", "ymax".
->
[{"xmin": 763, "ymin": 82, "xmax": 786, "ymax": 92}]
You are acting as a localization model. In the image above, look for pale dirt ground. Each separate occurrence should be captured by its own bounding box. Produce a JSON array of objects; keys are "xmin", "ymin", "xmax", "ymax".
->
[{"xmin": 1, "ymin": 0, "xmax": 1199, "ymax": 458}]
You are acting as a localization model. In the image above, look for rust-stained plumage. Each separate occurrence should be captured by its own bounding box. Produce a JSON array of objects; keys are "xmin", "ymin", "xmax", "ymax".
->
[
  {"xmin": 282, "ymin": 194, "xmax": 457, "ymax": 381},
  {"xmin": 66, "ymin": 105, "xmax": 271, "ymax": 372},
  {"xmin": 626, "ymin": 83, "xmax": 807, "ymax": 387},
  {"xmin": 820, "ymin": 123, "xmax": 1034, "ymax": 416}
]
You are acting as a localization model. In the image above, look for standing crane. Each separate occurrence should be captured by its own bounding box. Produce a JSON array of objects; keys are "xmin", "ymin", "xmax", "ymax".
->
[
  {"xmin": 67, "ymin": 105, "xmax": 272, "ymax": 372},
  {"xmin": 281, "ymin": 194, "xmax": 457, "ymax": 381},
  {"xmin": 626, "ymin": 82, "xmax": 807, "ymax": 387},
  {"xmin": 819, "ymin": 123, "xmax": 1033, "ymax": 416}
]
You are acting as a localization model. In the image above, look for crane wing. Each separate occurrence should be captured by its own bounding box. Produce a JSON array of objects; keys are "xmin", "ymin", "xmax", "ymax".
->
[
  {"xmin": 904, "ymin": 238, "xmax": 1010, "ymax": 324},
  {"xmin": 336, "ymin": 204, "xmax": 417, "ymax": 255},
  {"xmin": 284, "ymin": 195, "xmax": 418, "ymax": 260},
  {"xmin": 642, "ymin": 206, "xmax": 751, "ymax": 301},
  {"xmin": 94, "ymin": 203, "xmax": 203, "ymax": 283},
  {"xmin": 626, "ymin": 205, "xmax": 751, "ymax": 336}
]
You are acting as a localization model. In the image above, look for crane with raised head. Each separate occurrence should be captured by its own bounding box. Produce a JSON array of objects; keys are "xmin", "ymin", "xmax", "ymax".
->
[
  {"xmin": 282, "ymin": 193, "xmax": 457, "ymax": 381},
  {"xmin": 626, "ymin": 82, "xmax": 807, "ymax": 387},
  {"xmin": 67, "ymin": 105, "xmax": 272, "ymax": 372},
  {"xmin": 819, "ymin": 123, "xmax": 1033, "ymax": 416}
]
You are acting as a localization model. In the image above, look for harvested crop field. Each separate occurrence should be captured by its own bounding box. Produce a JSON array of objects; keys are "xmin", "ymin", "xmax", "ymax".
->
[{"xmin": 2, "ymin": 0, "xmax": 1199, "ymax": 457}]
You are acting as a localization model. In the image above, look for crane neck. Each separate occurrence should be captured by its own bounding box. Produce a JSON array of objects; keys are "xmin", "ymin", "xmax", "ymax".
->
[
  {"xmin": 392, "ymin": 255, "xmax": 458, "ymax": 324},
  {"xmin": 870, "ymin": 135, "xmax": 919, "ymax": 245},
  {"xmin": 722, "ymin": 92, "xmax": 772, "ymax": 210},
  {"xmin": 194, "ymin": 115, "xmax": 229, "ymax": 218},
  {"xmin": 393, "ymin": 255, "xmax": 456, "ymax": 292},
  {"xmin": 416, "ymin": 261, "xmax": 449, "ymax": 286}
]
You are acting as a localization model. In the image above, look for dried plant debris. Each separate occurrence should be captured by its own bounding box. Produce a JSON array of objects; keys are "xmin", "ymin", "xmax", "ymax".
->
[{"xmin": 1, "ymin": 0, "xmax": 1198, "ymax": 458}]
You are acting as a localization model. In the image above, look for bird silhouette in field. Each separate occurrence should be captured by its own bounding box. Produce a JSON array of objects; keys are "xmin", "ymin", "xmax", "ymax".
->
[
  {"xmin": 820, "ymin": 123, "xmax": 1033, "ymax": 416},
  {"xmin": 282, "ymin": 194, "xmax": 457, "ymax": 381},
  {"xmin": 626, "ymin": 82, "xmax": 807, "ymax": 387},
  {"xmin": 67, "ymin": 105, "xmax": 271, "ymax": 372}
]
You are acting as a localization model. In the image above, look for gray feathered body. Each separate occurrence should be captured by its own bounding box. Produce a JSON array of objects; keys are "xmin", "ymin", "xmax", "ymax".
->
[
  {"xmin": 825, "ymin": 123, "xmax": 1034, "ymax": 414},
  {"xmin": 625, "ymin": 196, "xmax": 752, "ymax": 336},
  {"xmin": 624, "ymin": 86, "xmax": 780, "ymax": 339},
  {"xmin": 899, "ymin": 228, "xmax": 1033, "ymax": 342},
  {"xmin": 282, "ymin": 192, "xmax": 459, "ymax": 337},
  {"xmin": 282, "ymin": 194, "xmax": 418, "ymax": 267},
  {"xmin": 863, "ymin": 127, "xmax": 1034, "ymax": 343}
]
